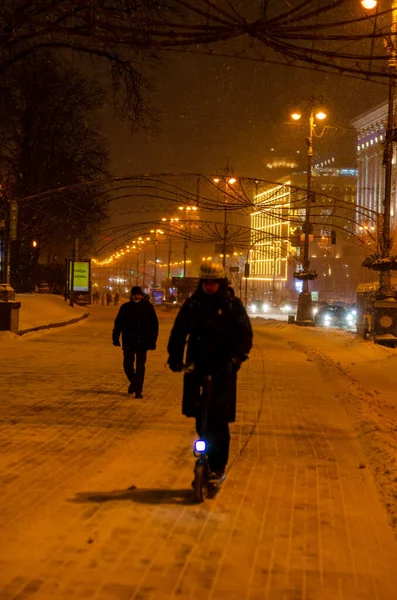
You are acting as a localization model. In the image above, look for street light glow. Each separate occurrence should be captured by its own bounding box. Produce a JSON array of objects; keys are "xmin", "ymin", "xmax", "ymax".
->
[
  {"xmin": 361, "ymin": 0, "xmax": 377, "ymax": 9},
  {"xmin": 315, "ymin": 110, "xmax": 327, "ymax": 120},
  {"xmin": 228, "ymin": 177, "xmax": 236, "ymax": 184},
  {"xmin": 291, "ymin": 112, "xmax": 302, "ymax": 121}
]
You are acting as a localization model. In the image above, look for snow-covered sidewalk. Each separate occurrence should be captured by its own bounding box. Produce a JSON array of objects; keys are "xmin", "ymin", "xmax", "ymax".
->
[
  {"xmin": 254, "ymin": 318, "xmax": 397, "ymax": 531},
  {"xmin": 1, "ymin": 310, "xmax": 397, "ymax": 599},
  {"xmin": 14, "ymin": 293, "xmax": 88, "ymax": 335}
]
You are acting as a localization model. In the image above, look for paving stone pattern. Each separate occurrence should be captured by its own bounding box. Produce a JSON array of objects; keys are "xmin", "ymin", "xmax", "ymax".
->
[{"xmin": 0, "ymin": 306, "xmax": 396, "ymax": 599}]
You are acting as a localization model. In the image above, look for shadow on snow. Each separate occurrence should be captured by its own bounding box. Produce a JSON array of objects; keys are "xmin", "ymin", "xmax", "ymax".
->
[{"xmin": 70, "ymin": 485, "xmax": 197, "ymax": 506}]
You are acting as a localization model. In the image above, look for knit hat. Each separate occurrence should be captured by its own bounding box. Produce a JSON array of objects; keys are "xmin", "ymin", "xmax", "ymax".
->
[{"xmin": 130, "ymin": 286, "xmax": 143, "ymax": 296}]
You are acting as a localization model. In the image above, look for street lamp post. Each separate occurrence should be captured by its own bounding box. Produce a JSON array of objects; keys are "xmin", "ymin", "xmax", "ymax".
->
[
  {"xmin": 178, "ymin": 206, "xmax": 198, "ymax": 277},
  {"xmin": 213, "ymin": 176, "xmax": 236, "ymax": 268},
  {"xmin": 162, "ymin": 217, "xmax": 179, "ymax": 295},
  {"xmin": 150, "ymin": 229, "xmax": 164, "ymax": 288},
  {"xmin": 291, "ymin": 103, "xmax": 327, "ymax": 324},
  {"xmin": 360, "ymin": 0, "xmax": 397, "ymax": 301},
  {"xmin": 380, "ymin": 0, "xmax": 397, "ymax": 297}
]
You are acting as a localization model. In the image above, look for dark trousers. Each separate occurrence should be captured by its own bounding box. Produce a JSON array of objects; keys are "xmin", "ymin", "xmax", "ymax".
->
[
  {"xmin": 195, "ymin": 410, "xmax": 230, "ymax": 472},
  {"xmin": 123, "ymin": 350, "xmax": 147, "ymax": 393}
]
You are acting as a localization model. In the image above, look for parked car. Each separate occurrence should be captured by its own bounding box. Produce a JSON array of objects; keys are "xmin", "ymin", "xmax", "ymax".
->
[{"xmin": 314, "ymin": 305, "xmax": 355, "ymax": 328}]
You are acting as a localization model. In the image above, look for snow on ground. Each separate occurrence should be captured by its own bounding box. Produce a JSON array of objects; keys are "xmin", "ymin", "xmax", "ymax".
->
[
  {"xmin": 16, "ymin": 293, "xmax": 87, "ymax": 333},
  {"xmin": 252, "ymin": 317, "xmax": 397, "ymax": 529}
]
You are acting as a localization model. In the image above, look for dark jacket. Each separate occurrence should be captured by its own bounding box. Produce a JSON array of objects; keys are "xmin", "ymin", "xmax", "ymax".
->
[
  {"xmin": 167, "ymin": 282, "xmax": 253, "ymax": 422},
  {"xmin": 113, "ymin": 298, "xmax": 158, "ymax": 352}
]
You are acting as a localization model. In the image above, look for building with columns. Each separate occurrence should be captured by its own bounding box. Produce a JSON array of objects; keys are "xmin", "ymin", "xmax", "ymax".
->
[{"xmin": 352, "ymin": 100, "xmax": 393, "ymax": 242}]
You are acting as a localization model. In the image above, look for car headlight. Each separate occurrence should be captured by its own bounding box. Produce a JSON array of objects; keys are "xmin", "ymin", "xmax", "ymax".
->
[
  {"xmin": 262, "ymin": 303, "xmax": 269, "ymax": 312},
  {"xmin": 351, "ymin": 309, "xmax": 357, "ymax": 316},
  {"xmin": 251, "ymin": 304, "xmax": 257, "ymax": 312},
  {"xmin": 313, "ymin": 308, "xmax": 318, "ymax": 316},
  {"xmin": 284, "ymin": 305, "xmax": 291, "ymax": 312},
  {"xmin": 346, "ymin": 315, "xmax": 354, "ymax": 323}
]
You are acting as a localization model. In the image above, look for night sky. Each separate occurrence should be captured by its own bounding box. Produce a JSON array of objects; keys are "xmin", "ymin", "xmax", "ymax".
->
[{"xmin": 100, "ymin": 47, "xmax": 387, "ymax": 179}]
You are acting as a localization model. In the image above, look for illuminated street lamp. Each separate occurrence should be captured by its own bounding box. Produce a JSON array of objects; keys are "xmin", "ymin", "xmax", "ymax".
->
[
  {"xmin": 361, "ymin": 0, "xmax": 377, "ymax": 8},
  {"xmin": 150, "ymin": 228, "xmax": 164, "ymax": 288},
  {"xmin": 178, "ymin": 205, "xmax": 199, "ymax": 276},
  {"xmin": 212, "ymin": 176, "xmax": 236, "ymax": 267},
  {"xmin": 291, "ymin": 100, "xmax": 328, "ymax": 324},
  {"xmin": 161, "ymin": 216, "xmax": 180, "ymax": 292}
]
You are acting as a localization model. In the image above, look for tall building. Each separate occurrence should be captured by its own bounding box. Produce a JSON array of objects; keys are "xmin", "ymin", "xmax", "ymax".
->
[
  {"xmin": 249, "ymin": 182, "xmax": 293, "ymax": 299},
  {"xmin": 248, "ymin": 164, "xmax": 360, "ymax": 302},
  {"xmin": 352, "ymin": 101, "xmax": 392, "ymax": 242}
]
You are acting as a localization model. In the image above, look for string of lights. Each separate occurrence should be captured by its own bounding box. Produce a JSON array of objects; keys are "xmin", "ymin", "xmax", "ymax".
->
[{"xmin": 1, "ymin": 1, "xmax": 396, "ymax": 83}]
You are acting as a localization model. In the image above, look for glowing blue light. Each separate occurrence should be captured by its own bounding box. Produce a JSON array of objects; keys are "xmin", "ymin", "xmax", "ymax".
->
[{"xmin": 195, "ymin": 440, "xmax": 206, "ymax": 452}]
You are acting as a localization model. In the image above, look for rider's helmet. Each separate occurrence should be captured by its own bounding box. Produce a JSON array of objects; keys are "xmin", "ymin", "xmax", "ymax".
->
[{"xmin": 198, "ymin": 261, "xmax": 227, "ymax": 280}]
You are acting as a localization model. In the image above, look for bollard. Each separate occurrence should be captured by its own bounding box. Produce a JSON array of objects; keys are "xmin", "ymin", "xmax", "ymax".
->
[{"xmin": 0, "ymin": 300, "xmax": 21, "ymax": 333}]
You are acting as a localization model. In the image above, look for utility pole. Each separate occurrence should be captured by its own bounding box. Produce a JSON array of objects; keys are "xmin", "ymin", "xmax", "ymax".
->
[
  {"xmin": 378, "ymin": 1, "xmax": 397, "ymax": 297},
  {"xmin": 69, "ymin": 236, "xmax": 77, "ymax": 307},
  {"xmin": 167, "ymin": 230, "xmax": 172, "ymax": 290},
  {"xmin": 142, "ymin": 249, "xmax": 146, "ymax": 289},
  {"xmin": 153, "ymin": 237, "xmax": 158, "ymax": 289},
  {"xmin": 222, "ymin": 192, "xmax": 228, "ymax": 268},
  {"xmin": 295, "ymin": 109, "xmax": 314, "ymax": 324}
]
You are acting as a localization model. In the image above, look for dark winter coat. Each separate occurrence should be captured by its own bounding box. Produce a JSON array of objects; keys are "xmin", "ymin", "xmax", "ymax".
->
[
  {"xmin": 113, "ymin": 298, "xmax": 158, "ymax": 352},
  {"xmin": 167, "ymin": 283, "xmax": 253, "ymax": 422}
]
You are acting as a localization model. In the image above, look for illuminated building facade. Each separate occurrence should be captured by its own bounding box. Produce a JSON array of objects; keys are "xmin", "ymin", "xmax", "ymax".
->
[
  {"xmin": 248, "ymin": 166, "xmax": 359, "ymax": 302},
  {"xmin": 249, "ymin": 183, "xmax": 293, "ymax": 297},
  {"xmin": 352, "ymin": 100, "xmax": 395, "ymax": 244}
]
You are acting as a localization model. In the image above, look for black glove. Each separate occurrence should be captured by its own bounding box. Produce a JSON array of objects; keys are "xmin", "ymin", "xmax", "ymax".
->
[
  {"xmin": 231, "ymin": 355, "xmax": 247, "ymax": 371},
  {"xmin": 231, "ymin": 357, "xmax": 242, "ymax": 371},
  {"xmin": 112, "ymin": 338, "xmax": 121, "ymax": 347},
  {"xmin": 168, "ymin": 358, "xmax": 183, "ymax": 372}
]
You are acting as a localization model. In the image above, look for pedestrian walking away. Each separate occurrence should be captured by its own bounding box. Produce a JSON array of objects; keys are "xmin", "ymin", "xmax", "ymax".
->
[
  {"xmin": 112, "ymin": 286, "xmax": 159, "ymax": 398},
  {"xmin": 167, "ymin": 262, "xmax": 252, "ymax": 483}
]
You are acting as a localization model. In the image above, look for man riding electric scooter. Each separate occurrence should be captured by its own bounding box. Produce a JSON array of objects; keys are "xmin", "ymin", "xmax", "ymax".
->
[{"xmin": 167, "ymin": 262, "xmax": 253, "ymax": 490}]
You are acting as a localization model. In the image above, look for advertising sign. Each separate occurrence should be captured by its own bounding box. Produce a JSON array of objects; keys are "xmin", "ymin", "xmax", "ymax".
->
[
  {"xmin": 69, "ymin": 260, "xmax": 91, "ymax": 292},
  {"xmin": 311, "ymin": 291, "xmax": 319, "ymax": 301}
]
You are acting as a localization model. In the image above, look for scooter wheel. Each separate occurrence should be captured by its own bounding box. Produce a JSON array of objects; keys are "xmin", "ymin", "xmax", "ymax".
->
[{"xmin": 193, "ymin": 464, "xmax": 208, "ymax": 503}]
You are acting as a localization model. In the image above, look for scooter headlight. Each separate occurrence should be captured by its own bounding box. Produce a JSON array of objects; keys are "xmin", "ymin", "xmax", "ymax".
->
[{"xmin": 195, "ymin": 440, "xmax": 206, "ymax": 453}]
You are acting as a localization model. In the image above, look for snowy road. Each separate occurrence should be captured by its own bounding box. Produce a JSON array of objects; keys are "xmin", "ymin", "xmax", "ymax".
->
[{"xmin": 0, "ymin": 307, "xmax": 396, "ymax": 599}]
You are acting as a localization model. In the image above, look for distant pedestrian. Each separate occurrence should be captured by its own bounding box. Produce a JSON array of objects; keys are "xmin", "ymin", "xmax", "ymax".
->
[
  {"xmin": 112, "ymin": 286, "xmax": 159, "ymax": 398},
  {"xmin": 106, "ymin": 291, "xmax": 112, "ymax": 306},
  {"xmin": 114, "ymin": 292, "xmax": 120, "ymax": 306},
  {"xmin": 101, "ymin": 292, "xmax": 105, "ymax": 305}
]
